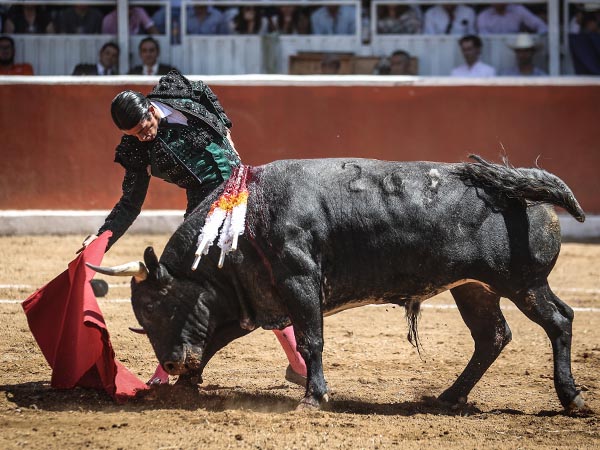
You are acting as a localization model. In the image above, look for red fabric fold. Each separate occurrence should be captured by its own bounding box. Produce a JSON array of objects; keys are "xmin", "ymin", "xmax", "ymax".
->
[{"xmin": 22, "ymin": 231, "xmax": 149, "ymax": 402}]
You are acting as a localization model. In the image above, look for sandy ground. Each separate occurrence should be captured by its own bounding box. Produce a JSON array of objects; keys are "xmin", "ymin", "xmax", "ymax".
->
[{"xmin": 0, "ymin": 234, "xmax": 599, "ymax": 449}]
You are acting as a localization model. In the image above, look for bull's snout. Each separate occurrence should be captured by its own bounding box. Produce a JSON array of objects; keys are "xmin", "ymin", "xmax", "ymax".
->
[
  {"xmin": 163, "ymin": 354, "xmax": 202, "ymax": 375},
  {"xmin": 163, "ymin": 360, "xmax": 188, "ymax": 375}
]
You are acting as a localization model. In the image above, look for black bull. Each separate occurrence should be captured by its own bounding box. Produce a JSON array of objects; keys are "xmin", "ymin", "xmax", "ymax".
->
[{"xmin": 90, "ymin": 156, "xmax": 587, "ymax": 411}]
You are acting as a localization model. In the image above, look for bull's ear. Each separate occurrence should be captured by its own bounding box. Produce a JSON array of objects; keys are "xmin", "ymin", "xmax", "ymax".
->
[
  {"xmin": 144, "ymin": 246, "xmax": 160, "ymax": 279},
  {"xmin": 156, "ymin": 264, "xmax": 173, "ymax": 285},
  {"xmin": 143, "ymin": 246, "xmax": 173, "ymax": 285}
]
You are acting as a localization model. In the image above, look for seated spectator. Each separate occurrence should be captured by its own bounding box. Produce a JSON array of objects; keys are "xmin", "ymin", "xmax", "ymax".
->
[
  {"xmin": 320, "ymin": 53, "xmax": 341, "ymax": 74},
  {"xmin": 0, "ymin": 6, "xmax": 5, "ymax": 33},
  {"xmin": 268, "ymin": 5, "xmax": 312, "ymax": 34},
  {"xmin": 128, "ymin": 36, "xmax": 176, "ymax": 75},
  {"xmin": 72, "ymin": 41, "xmax": 119, "ymax": 75},
  {"xmin": 450, "ymin": 34, "xmax": 496, "ymax": 77},
  {"xmin": 234, "ymin": 6, "xmax": 268, "ymax": 34},
  {"xmin": 569, "ymin": 3, "xmax": 600, "ymax": 33},
  {"xmin": 57, "ymin": 4, "xmax": 103, "ymax": 34},
  {"xmin": 311, "ymin": 5, "xmax": 356, "ymax": 35},
  {"xmin": 152, "ymin": 0, "xmax": 182, "ymax": 43},
  {"xmin": 187, "ymin": 5, "xmax": 229, "ymax": 35},
  {"xmin": 0, "ymin": 35, "xmax": 33, "ymax": 75},
  {"xmin": 477, "ymin": 3, "xmax": 547, "ymax": 34},
  {"xmin": 501, "ymin": 33, "xmax": 546, "ymax": 76},
  {"xmin": 4, "ymin": 5, "xmax": 55, "ymax": 34},
  {"xmin": 569, "ymin": 10, "xmax": 600, "ymax": 75},
  {"xmin": 375, "ymin": 49, "xmax": 414, "ymax": 75},
  {"xmin": 102, "ymin": 6, "xmax": 159, "ymax": 35},
  {"xmin": 581, "ymin": 8, "xmax": 600, "ymax": 33},
  {"xmin": 423, "ymin": 4, "xmax": 476, "ymax": 35},
  {"xmin": 377, "ymin": 4, "xmax": 422, "ymax": 34}
]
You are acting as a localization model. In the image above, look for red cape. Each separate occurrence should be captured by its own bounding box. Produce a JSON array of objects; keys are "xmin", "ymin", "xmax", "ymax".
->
[{"xmin": 22, "ymin": 231, "xmax": 149, "ymax": 402}]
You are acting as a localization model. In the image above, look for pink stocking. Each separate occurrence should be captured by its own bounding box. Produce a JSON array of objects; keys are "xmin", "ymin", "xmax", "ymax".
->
[
  {"xmin": 147, "ymin": 363, "xmax": 170, "ymax": 385},
  {"xmin": 273, "ymin": 326, "xmax": 307, "ymax": 377}
]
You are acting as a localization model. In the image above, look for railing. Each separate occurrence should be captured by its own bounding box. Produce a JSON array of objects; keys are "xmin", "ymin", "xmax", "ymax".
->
[{"xmin": 0, "ymin": 0, "xmax": 593, "ymax": 76}]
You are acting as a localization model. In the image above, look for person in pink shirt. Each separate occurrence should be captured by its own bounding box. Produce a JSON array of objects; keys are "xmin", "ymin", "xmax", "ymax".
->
[
  {"xmin": 477, "ymin": 3, "xmax": 547, "ymax": 34},
  {"xmin": 102, "ymin": 6, "xmax": 159, "ymax": 35}
]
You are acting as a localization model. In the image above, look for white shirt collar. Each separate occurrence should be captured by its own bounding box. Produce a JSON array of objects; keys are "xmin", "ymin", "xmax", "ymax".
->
[
  {"xmin": 144, "ymin": 62, "xmax": 159, "ymax": 75},
  {"xmin": 96, "ymin": 63, "xmax": 113, "ymax": 75},
  {"xmin": 151, "ymin": 101, "xmax": 188, "ymax": 126}
]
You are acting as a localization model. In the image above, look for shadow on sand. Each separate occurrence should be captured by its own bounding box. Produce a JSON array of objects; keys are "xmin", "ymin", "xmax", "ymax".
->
[{"xmin": 4, "ymin": 381, "xmax": 591, "ymax": 418}]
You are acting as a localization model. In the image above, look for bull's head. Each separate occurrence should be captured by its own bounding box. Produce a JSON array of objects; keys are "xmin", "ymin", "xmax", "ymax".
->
[{"xmin": 87, "ymin": 246, "xmax": 250, "ymax": 379}]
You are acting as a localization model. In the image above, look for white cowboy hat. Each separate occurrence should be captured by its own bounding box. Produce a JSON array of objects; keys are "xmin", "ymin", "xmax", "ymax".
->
[{"xmin": 508, "ymin": 33, "xmax": 539, "ymax": 50}]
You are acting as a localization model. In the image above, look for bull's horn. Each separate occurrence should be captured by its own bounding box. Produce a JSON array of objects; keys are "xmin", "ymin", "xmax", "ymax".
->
[
  {"xmin": 128, "ymin": 326, "xmax": 147, "ymax": 334},
  {"xmin": 86, "ymin": 261, "xmax": 148, "ymax": 282}
]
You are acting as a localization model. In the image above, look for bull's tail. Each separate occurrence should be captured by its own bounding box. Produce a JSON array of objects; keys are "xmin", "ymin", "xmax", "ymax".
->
[
  {"xmin": 405, "ymin": 299, "xmax": 423, "ymax": 356},
  {"xmin": 457, "ymin": 155, "xmax": 585, "ymax": 223}
]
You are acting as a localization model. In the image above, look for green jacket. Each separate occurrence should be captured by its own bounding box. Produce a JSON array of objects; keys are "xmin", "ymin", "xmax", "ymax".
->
[{"xmin": 98, "ymin": 70, "xmax": 241, "ymax": 248}]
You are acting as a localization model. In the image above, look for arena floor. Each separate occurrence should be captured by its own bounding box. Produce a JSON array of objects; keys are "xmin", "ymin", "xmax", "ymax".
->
[{"xmin": 0, "ymin": 235, "xmax": 599, "ymax": 449}]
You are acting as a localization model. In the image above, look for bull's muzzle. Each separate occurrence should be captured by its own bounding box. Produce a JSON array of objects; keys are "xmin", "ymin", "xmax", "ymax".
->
[{"xmin": 163, "ymin": 347, "xmax": 203, "ymax": 376}]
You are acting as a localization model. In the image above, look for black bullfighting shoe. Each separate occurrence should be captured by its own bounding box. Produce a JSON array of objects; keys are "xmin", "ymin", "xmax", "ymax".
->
[
  {"xmin": 285, "ymin": 365, "xmax": 306, "ymax": 388},
  {"xmin": 90, "ymin": 279, "xmax": 109, "ymax": 297}
]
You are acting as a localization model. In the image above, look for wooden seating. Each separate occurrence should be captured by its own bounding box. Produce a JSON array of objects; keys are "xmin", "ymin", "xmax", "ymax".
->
[{"xmin": 288, "ymin": 52, "xmax": 419, "ymax": 75}]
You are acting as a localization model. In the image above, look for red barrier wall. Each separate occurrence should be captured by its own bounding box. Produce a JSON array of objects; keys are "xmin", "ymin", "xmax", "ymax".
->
[{"xmin": 1, "ymin": 80, "xmax": 599, "ymax": 213}]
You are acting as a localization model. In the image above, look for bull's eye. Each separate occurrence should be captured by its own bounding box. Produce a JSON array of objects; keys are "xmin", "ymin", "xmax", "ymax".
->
[{"xmin": 144, "ymin": 303, "xmax": 155, "ymax": 314}]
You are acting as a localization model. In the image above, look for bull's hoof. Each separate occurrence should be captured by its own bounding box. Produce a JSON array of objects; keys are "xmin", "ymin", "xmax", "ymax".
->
[
  {"xmin": 174, "ymin": 373, "xmax": 202, "ymax": 388},
  {"xmin": 296, "ymin": 397, "xmax": 320, "ymax": 411},
  {"xmin": 566, "ymin": 393, "xmax": 586, "ymax": 413},
  {"xmin": 295, "ymin": 393, "xmax": 329, "ymax": 411},
  {"xmin": 437, "ymin": 391, "xmax": 467, "ymax": 408}
]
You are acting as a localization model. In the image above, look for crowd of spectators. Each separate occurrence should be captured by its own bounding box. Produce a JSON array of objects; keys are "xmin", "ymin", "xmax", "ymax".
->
[
  {"xmin": 0, "ymin": 2, "xmax": 597, "ymax": 76},
  {"xmin": 0, "ymin": 2, "xmax": 554, "ymax": 37}
]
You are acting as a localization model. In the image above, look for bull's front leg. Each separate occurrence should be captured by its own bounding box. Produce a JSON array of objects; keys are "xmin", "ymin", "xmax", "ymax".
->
[
  {"xmin": 275, "ymin": 270, "xmax": 328, "ymax": 408},
  {"xmin": 291, "ymin": 304, "xmax": 328, "ymax": 410},
  {"xmin": 271, "ymin": 226, "xmax": 329, "ymax": 409}
]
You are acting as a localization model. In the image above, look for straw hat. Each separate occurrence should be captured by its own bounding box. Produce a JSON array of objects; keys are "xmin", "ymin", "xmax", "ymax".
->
[{"xmin": 508, "ymin": 33, "xmax": 539, "ymax": 50}]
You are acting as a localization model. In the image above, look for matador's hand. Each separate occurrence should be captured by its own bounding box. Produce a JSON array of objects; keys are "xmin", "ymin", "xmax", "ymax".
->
[{"xmin": 76, "ymin": 234, "xmax": 98, "ymax": 254}]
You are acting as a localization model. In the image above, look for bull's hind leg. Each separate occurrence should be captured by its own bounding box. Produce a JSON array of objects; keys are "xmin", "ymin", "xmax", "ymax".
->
[
  {"xmin": 438, "ymin": 282, "xmax": 511, "ymax": 405},
  {"xmin": 510, "ymin": 283, "xmax": 584, "ymax": 411}
]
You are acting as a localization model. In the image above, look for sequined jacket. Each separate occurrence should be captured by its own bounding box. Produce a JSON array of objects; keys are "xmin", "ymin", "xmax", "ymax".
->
[{"xmin": 98, "ymin": 70, "xmax": 240, "ymax": 248}]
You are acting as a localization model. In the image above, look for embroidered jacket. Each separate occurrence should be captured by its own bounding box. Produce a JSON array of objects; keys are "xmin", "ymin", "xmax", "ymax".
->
[{"xmin": 98, "ymin": 70, "xmax": 240, "ymax": 248}]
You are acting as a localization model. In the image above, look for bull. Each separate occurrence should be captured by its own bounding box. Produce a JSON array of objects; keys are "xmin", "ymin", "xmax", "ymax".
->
[{"xmin": 90, "ymin": 155, "xmax": 587, "ymax": 411}]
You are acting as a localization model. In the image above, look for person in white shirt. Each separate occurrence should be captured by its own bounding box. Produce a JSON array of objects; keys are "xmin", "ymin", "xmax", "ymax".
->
[
  {"xmin": 450, "ymin": 34, "xmax": 496, "ymax": 77},
  {"xmin": 423, "ymin": 4, "xmax": 476, "ymax": 35}
]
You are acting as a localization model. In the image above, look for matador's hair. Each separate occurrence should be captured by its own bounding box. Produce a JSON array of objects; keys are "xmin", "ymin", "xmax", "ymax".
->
[{"xmin": 110, "ymin": 90, "xmax": 151, "ymax": 130}]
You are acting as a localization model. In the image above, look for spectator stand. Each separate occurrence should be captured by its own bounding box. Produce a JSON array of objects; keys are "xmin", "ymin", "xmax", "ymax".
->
[
  {"xmin": 180, "ymin": 0, "xmax": 361, "ymax": 75},
  {"xmin": 0, "ymin": 0, "xmax": 116, "ymax": 74},
  {"xmin": 370, "ymin": 0, "xmax": 557, "ymax": 76},
  {"xmin": 0, "ymin": 0, "xmax": 172, "ymax": 75},
  {"xmin": 0, "ymin": 0, "xmax": 590, "ymax": 76}
]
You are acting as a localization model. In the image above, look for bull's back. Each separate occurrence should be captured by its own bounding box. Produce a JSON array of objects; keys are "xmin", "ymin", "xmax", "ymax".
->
[{"xmin": 252, "ymin": 158, "xmax": 562, "ymax": 305}]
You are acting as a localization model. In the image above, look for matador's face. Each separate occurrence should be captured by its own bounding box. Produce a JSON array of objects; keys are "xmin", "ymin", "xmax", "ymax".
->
[{"xmin": 123, "ymin": 105, "xmax": 160, "ymax": 142}]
